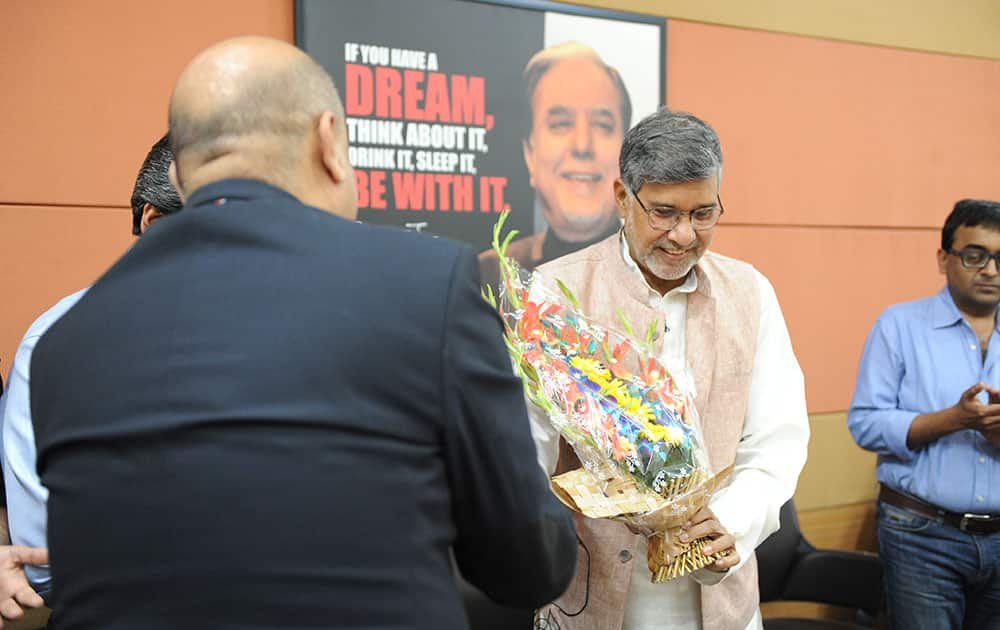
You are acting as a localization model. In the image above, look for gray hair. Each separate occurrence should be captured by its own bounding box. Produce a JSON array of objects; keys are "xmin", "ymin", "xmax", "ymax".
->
[{"xmin": 618, "ymin": 108, "xmax": 722, "ymax": 194}]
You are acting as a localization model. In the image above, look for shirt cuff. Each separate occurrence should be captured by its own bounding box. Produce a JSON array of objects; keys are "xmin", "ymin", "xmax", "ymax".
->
[
  {"xmin": 526, "ymin": 399, "xmax": 560, "ymax": 475},
  {"xmin": 25, "ymin": 565, "xmax": 50, "ymax": 596},
  {"xmin": 698, "ymin": 485, "xmax": 757, "ymax": 585},
  {"xmin": 883, "ymin": 409, "xmax": 920, "ymax": 461}
]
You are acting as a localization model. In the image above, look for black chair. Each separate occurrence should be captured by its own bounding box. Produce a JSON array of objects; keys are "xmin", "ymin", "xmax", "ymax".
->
[{"xmin": 756, "ymin": 500, "xmax": 882, "ymax": 630}]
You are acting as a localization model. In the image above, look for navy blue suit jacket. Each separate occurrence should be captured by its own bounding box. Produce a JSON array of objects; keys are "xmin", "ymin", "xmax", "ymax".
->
[{"xmin": 31, "ymin": 179, "xmax": 575, "ymax": 629}]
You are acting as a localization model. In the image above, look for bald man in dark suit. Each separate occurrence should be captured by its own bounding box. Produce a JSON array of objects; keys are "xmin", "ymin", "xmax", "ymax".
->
[{"xmin": 29, "ymin": 37, "xmax": 575, "ymax": 629}]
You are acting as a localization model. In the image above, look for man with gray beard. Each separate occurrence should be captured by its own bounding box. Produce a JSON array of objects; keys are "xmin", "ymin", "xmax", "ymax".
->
[{"xmin": 529, "ymin": 108, "xmax": 809, "ymax": 630}]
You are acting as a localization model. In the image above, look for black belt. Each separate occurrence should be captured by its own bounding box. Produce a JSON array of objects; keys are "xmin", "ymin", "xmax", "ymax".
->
[{"xmin": 880, "ymin": 485, "xmax": 1000, "ymax": 535}]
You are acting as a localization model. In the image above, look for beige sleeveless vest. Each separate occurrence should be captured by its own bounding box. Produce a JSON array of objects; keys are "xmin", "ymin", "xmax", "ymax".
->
[{"xmin": 533, "ymin": 234, "xmax": 761, "ymax": 630}]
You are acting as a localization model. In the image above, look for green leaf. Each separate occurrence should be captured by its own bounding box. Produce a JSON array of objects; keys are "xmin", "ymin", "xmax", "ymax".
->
[
  {"xmin": 616, "ymin": 309, "xmax": 636, "ymax": 337},
  {"xmin": 501, "ymin": 227, "xmax": 519, "ymax": 254},
  {"xmin": 491, "ymin": 210, "xmax": 509, "ymax": 253},
  {"xmin": 481, "ymin": 283, "xmax": 497, "ymax": 308},
  {"xmin": 528, "ymin": 389, "xmax": 554, "ymax": 413},
  {"xmin": 600, "ymin": 340, "xmax": 613, "ymax": 366},
  {"xmin": 555, "ymin": 278, "xmax": 581, "ymax": 311},
  {"xmin": 645, "ymin": 320, "xmax": 660, "ymax": 347},
  {"xmin": 488, "ymin": 210, "xmax": 526, "ymax": 311}
]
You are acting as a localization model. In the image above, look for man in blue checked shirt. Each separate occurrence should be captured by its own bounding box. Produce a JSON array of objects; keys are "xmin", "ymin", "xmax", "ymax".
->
[{"xmin": 849, "ymin": 199, "xmax": 1000, "ymax": 630}]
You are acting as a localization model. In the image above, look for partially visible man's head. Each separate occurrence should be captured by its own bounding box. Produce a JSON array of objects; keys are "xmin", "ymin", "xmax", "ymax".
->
[
  {"xmin": 168, "ymin": 36, "xmax": 356, "ymax": 219},
  {"xmin": 614, "ymin": 108, "xmax": 723, "ymax": 294},
  {"xmin": 522, "ymin": 42, "xmax": 631, "ymax": 241},
  {"xmin": 130, "ymin": 134, "xmax": 183, "ymax": 235},
  {"xmin": 940, "ymin": 200, "xmax": 1000, "ymax": 252},
  {"xmin": 937, "ymin": 199, "xmax": 1000, "ymax": 314}
]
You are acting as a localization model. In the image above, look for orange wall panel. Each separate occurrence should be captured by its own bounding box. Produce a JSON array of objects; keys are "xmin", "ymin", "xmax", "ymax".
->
[
  {"xmin": 666, "ymin": 21, "xmax": 1000, "ymax": 229},
  {"xmin": 0, "ymin": 0, "xmax": 294, "ymax": 209},
  {"xmin": 1, "ymin": 206, "xmax": 135, "ymax": 371},
  {"xmin": 2, "ymin": 5, "xmax": 994, "ymax": 421},
  {"xmin": 713, "ymin": 226, "xmax": 941, "ymax": 412},
  {"xmin": 590, "ymin": 0, "xmax": 1000, "ymax": 60}
]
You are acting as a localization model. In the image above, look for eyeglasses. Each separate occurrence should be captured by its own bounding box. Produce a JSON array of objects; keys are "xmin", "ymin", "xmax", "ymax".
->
[
  {"xmin": 631, "ymin": 189, "xmax": 725, "ymax": 232},
  {"xmin": 948, "ymin": 247, "xmax": 1000, "ymax": 270}
]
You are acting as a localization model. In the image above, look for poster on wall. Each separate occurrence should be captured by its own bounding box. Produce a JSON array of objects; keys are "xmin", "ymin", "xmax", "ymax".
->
[{"xmin": 296, "ymin": 0, "xmax": 664, "ymax": 283}]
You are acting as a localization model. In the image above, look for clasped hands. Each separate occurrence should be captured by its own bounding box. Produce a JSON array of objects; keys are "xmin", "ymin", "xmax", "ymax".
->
[
  {"xmin": 643, "ymin": 506, "xmax": 740, "ymax": 573},
  {"xmin": 956, "ymin": 383, "xmax": 1000, "ymax": 447}
]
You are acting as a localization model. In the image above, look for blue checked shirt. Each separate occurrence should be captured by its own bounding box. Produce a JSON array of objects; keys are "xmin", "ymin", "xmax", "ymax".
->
[{"xmin": 848, "ymin": 286, "xmax": 1000, "ymax": 514}]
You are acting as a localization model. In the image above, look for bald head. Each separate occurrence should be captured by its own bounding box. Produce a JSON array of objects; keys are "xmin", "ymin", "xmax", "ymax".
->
[{"xmin": 168, "ymin": 37, "xmax": 355, "ymax": 218}]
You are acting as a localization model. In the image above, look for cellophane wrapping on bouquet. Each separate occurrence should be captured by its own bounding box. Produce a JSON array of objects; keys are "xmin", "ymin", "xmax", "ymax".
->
[{"xmin": 484, "ymin": 213, "xmax": 732, "ymax": 582}]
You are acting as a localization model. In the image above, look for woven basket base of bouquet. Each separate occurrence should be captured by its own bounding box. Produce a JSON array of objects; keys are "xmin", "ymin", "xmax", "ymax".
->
[
  {"xmin": 550, "ymin": 469, "xmax": 666, "ymax": 518},
  {"xmin": 550, "ymin": 465, "xmax": 734, "ymax": 582},
  {"xmin": 647, "ymin": 531, "xmax": 727, "ymax": 582}
]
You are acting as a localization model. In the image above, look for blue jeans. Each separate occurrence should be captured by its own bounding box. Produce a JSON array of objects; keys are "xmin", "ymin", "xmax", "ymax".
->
[{"xmin": 877, "ymin": 499, "xmax": 1000, "ymax": 630}]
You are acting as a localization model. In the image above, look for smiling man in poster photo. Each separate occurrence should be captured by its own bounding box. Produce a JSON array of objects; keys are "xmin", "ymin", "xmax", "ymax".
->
[{"xmin": 478, "ymin": 41, "xmax": 630, "ymax": 289}]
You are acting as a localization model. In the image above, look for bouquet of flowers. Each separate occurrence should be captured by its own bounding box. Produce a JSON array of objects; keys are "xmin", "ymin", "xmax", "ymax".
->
[{"xmin": 484, "ymin": 213, "xmax": 732, "ymax": 582}]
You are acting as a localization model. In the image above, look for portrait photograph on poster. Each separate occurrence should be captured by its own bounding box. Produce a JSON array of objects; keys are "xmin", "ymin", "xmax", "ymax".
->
[{"xmin": 296, "ymin": 0, "xmax": 665, "ymax": 283}]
